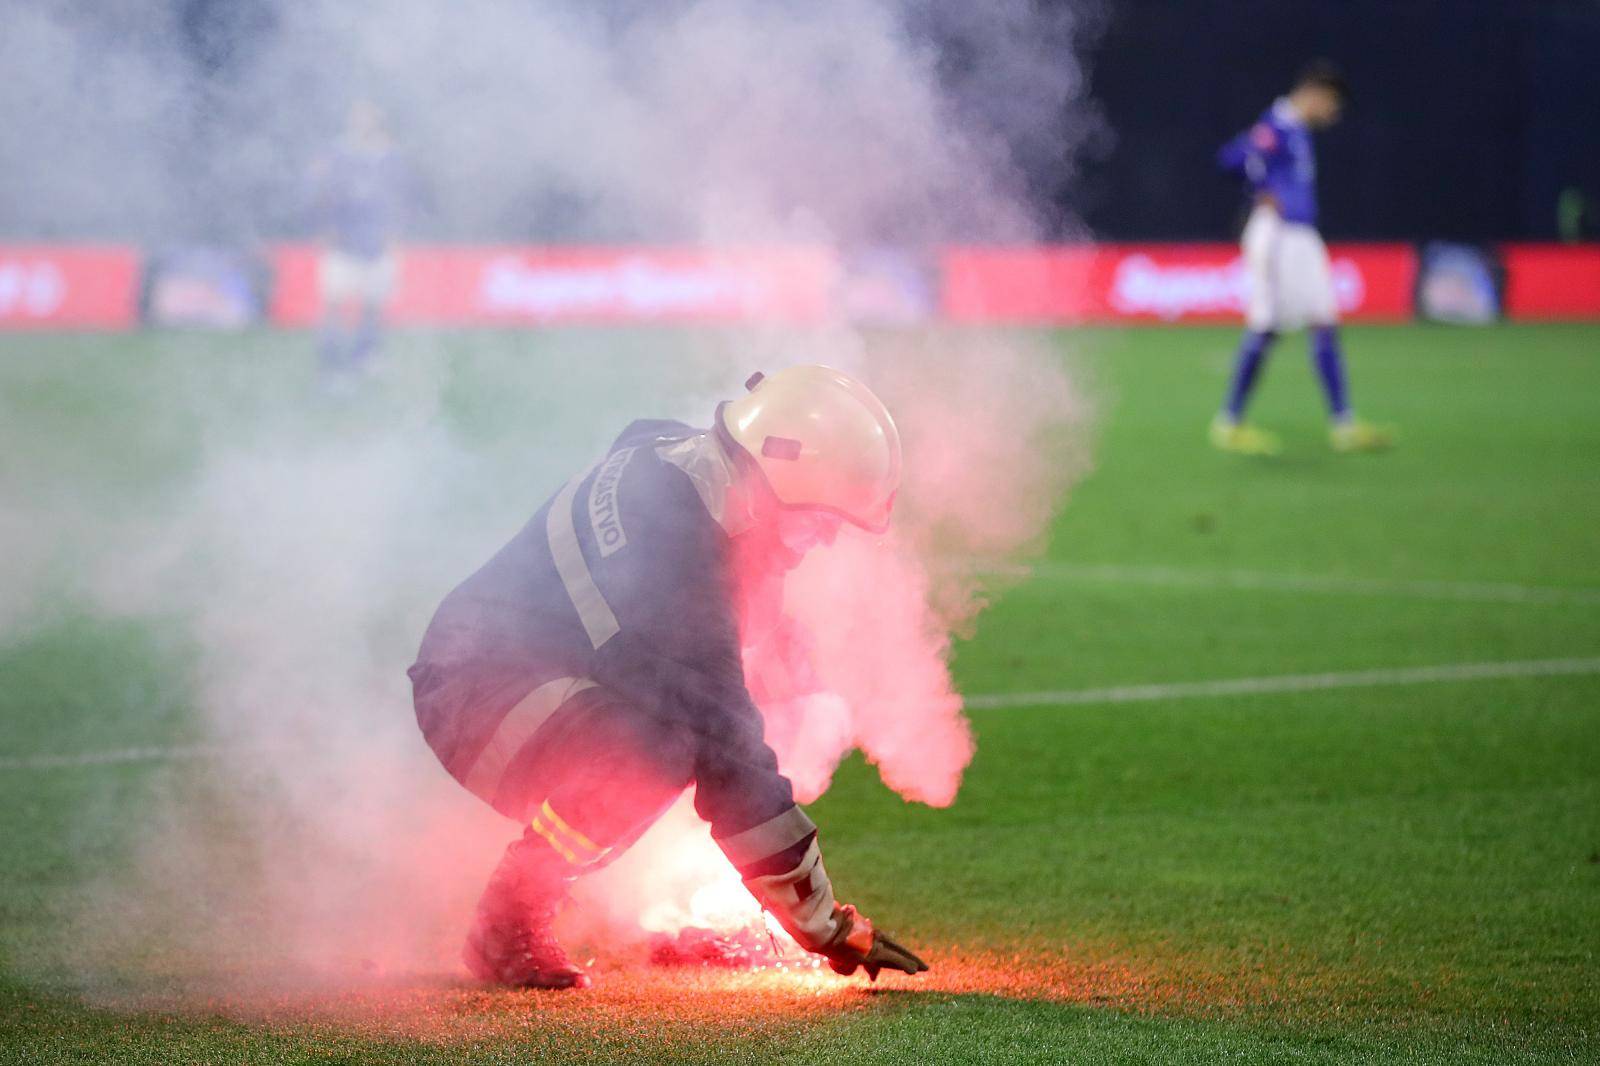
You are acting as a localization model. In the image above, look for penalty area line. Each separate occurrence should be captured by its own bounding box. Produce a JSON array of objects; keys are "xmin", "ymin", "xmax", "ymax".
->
[
  {"xmin": 984, "ymin": 562, "xmax": 1600, "ymax": 607},
  {"xmin": 964, "ymin": 656, "xmax": 1600, "ymax": 711}
]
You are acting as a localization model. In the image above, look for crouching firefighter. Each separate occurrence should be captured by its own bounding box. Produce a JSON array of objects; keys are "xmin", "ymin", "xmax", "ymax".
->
[{"xmin": 409, "ymin": 365, "xmax": 929, "ymax": 989}]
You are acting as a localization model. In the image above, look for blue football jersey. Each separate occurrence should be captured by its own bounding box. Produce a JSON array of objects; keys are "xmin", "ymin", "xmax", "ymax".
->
[
  {"xmin": 310, "ymin": 144, "xmax": 413, "ymax": 257},
  {"xmin": 1217, "ymin": 98, "xmax": 1319, "ymax": 226}
]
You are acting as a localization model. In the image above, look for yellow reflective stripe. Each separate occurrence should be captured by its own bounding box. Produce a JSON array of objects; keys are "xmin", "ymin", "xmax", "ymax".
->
[
  {"xmin": 529, "ymin": 817, "xmax": 583, "ymax": 866},
  {"xmin": 540, "ymin": 800, "xmax": 603, "ymax": 857},
  {"xmin": 529, "ymin": 801, "xmax": 609, "ymax": 868}
]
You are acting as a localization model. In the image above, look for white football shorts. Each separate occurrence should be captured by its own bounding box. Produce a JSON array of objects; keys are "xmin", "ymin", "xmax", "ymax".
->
[
  {"xmin": 318, "ymin": 249, "xmax": 397, "ymax": 308},
  {"xmin": 1242, "ymin": 204, "xmax": 1337, "ymax": 332}
]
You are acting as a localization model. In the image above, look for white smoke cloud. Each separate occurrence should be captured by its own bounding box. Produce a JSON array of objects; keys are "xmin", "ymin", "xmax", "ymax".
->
[{"xmin": 0, "ymin": 0, "xmax": 1100, "ymax": 993}]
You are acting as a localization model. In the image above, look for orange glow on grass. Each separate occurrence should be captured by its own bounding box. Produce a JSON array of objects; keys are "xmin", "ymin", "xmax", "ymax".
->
[{"xmin": 94, "ymin": 947, "xmax": 1169, "ymax": 1042}]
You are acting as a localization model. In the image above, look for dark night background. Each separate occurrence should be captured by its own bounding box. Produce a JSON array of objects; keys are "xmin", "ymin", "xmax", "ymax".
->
[
  {"xmin": 1074, "ymin": 0, "xmax": 1600, "ymax": 242},
  {"xmin": 11, "ymin": 0, "xmax": 1600, "ymax": 243}
]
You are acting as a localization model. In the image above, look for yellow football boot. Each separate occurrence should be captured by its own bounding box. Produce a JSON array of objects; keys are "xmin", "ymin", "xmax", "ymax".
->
[
  {"xmin": 1209, "ymin": 416, "xmax": 1282, "ymax": 456},
  {"xmin": 1329, "ymin": 419, "xmax": 1395, "ymax": 453}
]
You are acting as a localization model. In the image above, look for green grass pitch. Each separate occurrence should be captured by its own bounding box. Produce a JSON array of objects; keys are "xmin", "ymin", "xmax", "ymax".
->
[{"xmin": 1, "ymin": 323, "xmax": 1597, "ymax": 1063}]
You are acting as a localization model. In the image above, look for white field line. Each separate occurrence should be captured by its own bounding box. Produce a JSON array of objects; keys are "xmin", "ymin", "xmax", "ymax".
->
[
  {"xmin": 964, "ymin": 656, "xmax": 1600, "ymax": 711},
  {"xmin": 7, "ymin": 658, "xmax": 1598, "ymax": 770},
  {"xmin": 983, "ymin": 561, "xmax": 1600, "ymax": 607},
  {"xmin": 0, "ymin": 742, "xmax": 232, "ymax": 772}
]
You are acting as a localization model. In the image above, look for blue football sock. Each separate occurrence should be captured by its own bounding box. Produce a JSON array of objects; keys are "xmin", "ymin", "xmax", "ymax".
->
[
  {"xmin": 318, "ymin": 324, "xmax": 349, "ymax": 375},
  {"xmin": 1222, "ymin": 330, "xmax": 1276, "ymax": 421},
  {"xmin": 1311, "ymin": 326, "xmax": 1351, "ymax": 423},
  {"xmin": 350, "ymin": 307, "xmax": 383, "ymax": 370}
]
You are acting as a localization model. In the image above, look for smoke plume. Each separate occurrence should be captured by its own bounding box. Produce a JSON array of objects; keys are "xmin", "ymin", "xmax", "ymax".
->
[{"xmin": 0, "ymin": 0, "xmax": 1099, "ymax": 993}]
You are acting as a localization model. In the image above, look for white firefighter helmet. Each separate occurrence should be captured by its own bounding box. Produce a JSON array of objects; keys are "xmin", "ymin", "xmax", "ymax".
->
[{"xmin": 719, "ymin": 364, "xmax": 902, "ymax": 533}]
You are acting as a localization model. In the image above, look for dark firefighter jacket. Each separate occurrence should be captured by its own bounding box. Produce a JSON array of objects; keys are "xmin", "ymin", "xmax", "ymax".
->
[{"xmin": 408, "ymin": 419, "xmax": 839, "ymax": 949}]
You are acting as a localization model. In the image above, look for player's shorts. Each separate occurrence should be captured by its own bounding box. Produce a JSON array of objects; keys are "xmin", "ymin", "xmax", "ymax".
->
[
  {"xmin": 318, "ymin": 249, "xmax": 397, "ymax": 308},
  {"xmin": 1242, "ymin": 204, "xmax": 1337, "ymax": 332}
]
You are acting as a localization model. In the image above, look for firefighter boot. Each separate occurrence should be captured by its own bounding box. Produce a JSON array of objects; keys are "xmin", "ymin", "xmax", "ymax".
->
[{"xmin": 462, "ymin": 834, "xmax": 590, "ymax": 990}]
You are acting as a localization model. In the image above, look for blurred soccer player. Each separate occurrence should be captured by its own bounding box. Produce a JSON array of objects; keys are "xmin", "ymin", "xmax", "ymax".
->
[
  {"xmin": 307, "ymin": 101, "xmax": 412, "ymax": 385},
  {"xmin": 1212, "ymin": 61, "xmax": 1393, "ymax": 455}
]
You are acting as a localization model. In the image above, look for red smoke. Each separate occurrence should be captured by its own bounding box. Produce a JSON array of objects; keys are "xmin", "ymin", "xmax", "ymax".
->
[
  {"xmin": 580, "ymin": 334, "xmax": 1090, "ymax": 957},
  {"xmin": 768, "ymin": 533, "xmax": 970, "ymax": 806}
]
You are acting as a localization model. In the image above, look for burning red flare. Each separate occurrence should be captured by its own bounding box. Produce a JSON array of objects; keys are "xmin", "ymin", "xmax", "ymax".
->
[{"xmin": 577, "ymin": 796, "xmax": 820, "ymax": 972}]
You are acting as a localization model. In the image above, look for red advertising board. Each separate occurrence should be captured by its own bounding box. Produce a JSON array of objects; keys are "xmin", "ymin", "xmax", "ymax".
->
[
  {"xmin": 0, "ymin": 246, "xmax": 139, "ymax": 330},
  {"xmin": 271, "ymin": 244, "xmax": 839, "ymax": 326},
  {"xmin": 942, "ymin": 243, "xmax": 1417, "ymax": 324},
  {"xmin": 4, "ymin": 240, "xmax": 1590, "ymax": 331},
  {"xmin": 1502, "ymin": 244, "xmax": 1600, "ymax": 319}
]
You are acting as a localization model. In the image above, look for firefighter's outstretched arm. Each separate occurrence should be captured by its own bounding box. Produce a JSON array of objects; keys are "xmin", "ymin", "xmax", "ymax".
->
[{"xmin": 697, "ymin": 735, "xmax": 928, "ymax": 978}]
